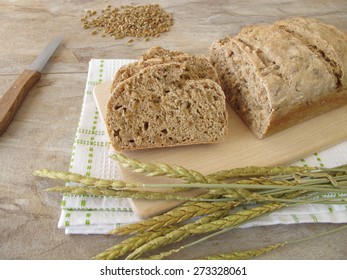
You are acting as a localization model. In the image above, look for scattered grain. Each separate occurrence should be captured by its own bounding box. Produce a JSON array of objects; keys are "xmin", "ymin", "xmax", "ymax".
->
[{"xmin": 80, "ymin": 4, "xmax": 173, "ymax": 43}]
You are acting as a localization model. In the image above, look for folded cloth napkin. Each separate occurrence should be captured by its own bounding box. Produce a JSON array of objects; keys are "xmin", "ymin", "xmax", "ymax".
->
[{"xmin": 58, "ymin": 59, "xmax": 347, "ymax": 234}]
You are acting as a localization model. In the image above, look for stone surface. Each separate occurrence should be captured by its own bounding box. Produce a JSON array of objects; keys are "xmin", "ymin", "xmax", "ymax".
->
[{"xmin": 0, "ymin": 0, "xmax": 346, "ymax": 259}]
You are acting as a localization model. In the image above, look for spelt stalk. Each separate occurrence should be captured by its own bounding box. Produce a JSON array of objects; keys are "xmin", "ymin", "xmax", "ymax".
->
[
  {"xmin": 200, "ymin": 243, "xmax": 286, "ymax": 260},
  {"xmin": 34, "ymin": 168, "xmax": 137, "ymax": 188},
  {"xmin": 47, "ymin": 185, "xmax": 258, "ymax": 202},
  {"xmin": 34, "ymin": 170, "xmax": 346, "ymax": 193},
  {"xmin": 138, "ymin": 202, "xmax": 286, "ymax": 259},
  {"xmin": 111, "ymin": 196, "xmax": 239, "ymax": 235},
  {"xmin": 208, "ymin": 178, "xmax": 298, "ymax": 199},
  {"xmin": 299, "ymin": 174, "xmax": 347, "ymax": 187},
  {"xmin": 190, "ymin": 203, "xmax": 285, "ymax": 234},
  {"xmin": 207, "ymin": 166, "xmax": 318, "ymax": 181},
  {"xmin": 145, "ymin": 246, "xmax": 186, "ymax": 260},
  {"xmin": 141, "ymin": 182, "xmax": 347, "ymax": 193},
  {"xmin": 111, "ymin": 153, "xmax": 215, "ymax": 183},
  {"xmin": 92, "ymin": 227, "xmax": 177, "ymax": 260},
  {"xmin": 111, "ymin": 153, "xmax": 318, "ymax": 185},
  {"xmin": 43, "ymin": 180, "xmax": 347, "ymax": 201},
  {"xmin": 126, "ymin": 208, "xmax": 231, "ymax": 259},
  {"xmin": 111, "ymin": 153, "xmax": 259, "ymax": 200},
  {"xmin": 236, "ymin": 177, "xmax": 299, "ymax": 186},
  {"xmin": 37, "ymin": 163, "xmax": 277, "ymax": 202},
  {"xmin": 207, "ymin": 188, "xmax": 265, "ymax": 201},
  {"xmin": 321, "ymin": 165, "xmax": 347, "ymax": 173},
  {"xmin": 45, "ymin": 186, "xmax": 205, "ymax": 201},
  {"xmin": 112, "ymin": 185, "xmax": 328, "ymax": 237}
]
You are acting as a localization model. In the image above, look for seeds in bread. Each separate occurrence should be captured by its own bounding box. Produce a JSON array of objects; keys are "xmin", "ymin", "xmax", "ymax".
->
[
  {"xmin": 106, "ymin": 62, "xmax": 228, "ymax": 151},
  {"xmin": 210, "ymin": 17, "xmax": 347, "ymax": 138}
]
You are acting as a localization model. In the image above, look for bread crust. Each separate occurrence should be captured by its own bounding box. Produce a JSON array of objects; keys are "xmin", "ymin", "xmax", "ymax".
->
[
  {"xmin": 266, "ymin": 88, "xmax": 347, "ymax": 136},
  {"xmin": 210, "ymin": 17, "xmax": 347, "ymax": 138},
  {"xmin": 274, "ymin": 17, "xmax": 347, "ymax": 88}
]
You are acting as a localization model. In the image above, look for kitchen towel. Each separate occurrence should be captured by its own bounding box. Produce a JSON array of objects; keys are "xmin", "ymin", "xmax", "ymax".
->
[{"xmin": 58, "ymin": 59, "xmax": 347, "ymax": 234}]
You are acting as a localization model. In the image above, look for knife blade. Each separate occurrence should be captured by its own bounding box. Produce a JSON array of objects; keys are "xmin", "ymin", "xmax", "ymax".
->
[{"xmin": 0, "ymin": 35, "xmax": 63, "ymax": 136}]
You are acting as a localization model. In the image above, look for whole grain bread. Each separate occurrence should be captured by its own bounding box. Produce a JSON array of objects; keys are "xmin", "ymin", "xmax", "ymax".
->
[
  {"xmin": 210, "ymin": 17, "xmax": 347, "ymax": 138},
  {"xmin": 110, "ymin": 47, "xmax": 220, "ymax": 93},
  {"xmin": 106, "ymin": 62, "xmax": 228, "ymax": 151}
]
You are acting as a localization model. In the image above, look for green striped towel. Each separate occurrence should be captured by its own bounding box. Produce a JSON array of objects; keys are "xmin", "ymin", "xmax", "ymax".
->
[{"xmin": 58, "ymin": 59, "xmax": 347, "ymax": 234}]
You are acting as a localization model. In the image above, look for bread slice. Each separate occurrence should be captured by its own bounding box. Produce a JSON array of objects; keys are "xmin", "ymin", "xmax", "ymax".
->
[
  {"xmin": 110, "ymin": 47, "xmax": 220, "ymax": 93},
  {"xmin": 210, "ymin": 36, "xmax": 272, "ymax": 138},
  {"xmin": 210, "ymin": 17, "xmax": 347, "ymax": 138},
  {"xmin": 106, "ymin": 62, "xmax": 228, "ymax": 151}
]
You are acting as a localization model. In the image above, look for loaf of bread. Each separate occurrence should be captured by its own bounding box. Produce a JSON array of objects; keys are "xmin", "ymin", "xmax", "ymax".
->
[
  {"xmin": 210, "ymin": 17, "xmax": 347, "ymax": 138},
  {"xmin": 106, "ymin": 54, "xmax": 228, "ymax": 151},
  {"xmin": 110, "ymin": 47, "xmax": 220, "ymax": 93}
]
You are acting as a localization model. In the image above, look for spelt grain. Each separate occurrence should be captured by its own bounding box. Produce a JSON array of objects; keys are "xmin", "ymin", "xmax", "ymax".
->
[{"xmin": 81, "ymin": 4, "xmax": 173, "ymax": 42}]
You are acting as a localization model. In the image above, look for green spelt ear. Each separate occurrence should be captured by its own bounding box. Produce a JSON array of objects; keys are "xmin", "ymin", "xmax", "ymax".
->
[
  {"xmin": 207, "ymin": 166, "xmax": 318, "ymax": 181},
  {"xmin": 110, "ymin": 197, "xmax": 239, "ymax": 235},
  {"xmin": 44, "ymin": 186, "xmax": 206, "ymax": 201},
  {"xmin": 199, "ymin": 243, "xmax": 286, "ymax": 260},
  {"xmin": 126, "ymin": 209, "xmax": 231, "ymax": 260},
  {"xmin": 34, "ymin": 168, "xmax": 132, "ymax": 188},
  {"xmin": 92, "ymin": 227, "xmax": 177, "ymax": 260},
  {"xmin": 190, "ymin": 203, "xmax": 285, "ymax": 234},
  {"xmin": 110, "ymin": 153, "xmax": 214, "ymax": 183}
]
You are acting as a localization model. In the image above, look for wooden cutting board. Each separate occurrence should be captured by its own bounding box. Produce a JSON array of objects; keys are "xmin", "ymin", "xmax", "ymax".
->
[{"xmin": 94, "ymin": 81, "xmax": 347, "ymax": 218}]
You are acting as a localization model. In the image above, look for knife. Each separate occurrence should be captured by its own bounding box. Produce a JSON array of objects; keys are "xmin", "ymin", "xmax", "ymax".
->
[{"xmin": 0, "ymin": 36, "xmax": 63, "ymax": 136}]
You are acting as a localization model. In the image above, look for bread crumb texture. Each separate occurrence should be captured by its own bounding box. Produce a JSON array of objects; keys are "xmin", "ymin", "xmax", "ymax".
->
[
  {"xmin": 210, "ymin": 17, "xmax": 347, "ymax": 138},
  {"xmin": 106, "ymin": 48, "xmax": 228, "ymax": 151}
]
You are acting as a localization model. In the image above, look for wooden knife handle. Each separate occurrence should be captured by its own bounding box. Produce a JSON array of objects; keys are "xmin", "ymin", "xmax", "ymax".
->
[{"xmin": 0, "ymin": 69, "xmax": 41, "ymax": 136}]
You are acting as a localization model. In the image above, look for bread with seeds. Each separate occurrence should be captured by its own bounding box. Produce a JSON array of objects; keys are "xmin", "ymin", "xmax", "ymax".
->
[
  {"xmin": 210, "ymin": 17, "xmax": 347, "ymax": 138},
  {"xmin": 110, "ymin": 47, "xmax": 220, "ymax": 92},
  {"xmin": 106, "ymin": 62, "xmax": 228, "ymax": 151}
]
